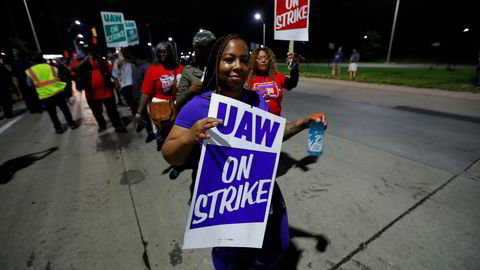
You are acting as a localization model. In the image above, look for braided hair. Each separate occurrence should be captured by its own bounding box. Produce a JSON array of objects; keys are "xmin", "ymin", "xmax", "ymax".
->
[
  {"xmin": 202, "ymin": 34, "xmax": 247, "ymax": 94},
  {"xmin": 245, "ymin": 47, "xmax": 277, "ymax": 90}
]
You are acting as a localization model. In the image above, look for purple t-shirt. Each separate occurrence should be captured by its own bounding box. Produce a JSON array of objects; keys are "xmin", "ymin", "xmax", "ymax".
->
[{"xmin": 175, "ymin": 90, "xmax": 268, "ymax": 129}]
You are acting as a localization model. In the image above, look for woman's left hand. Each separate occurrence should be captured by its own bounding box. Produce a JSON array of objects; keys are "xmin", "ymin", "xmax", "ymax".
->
[{"xmin": 287, "ymin": 52, "xmax": 305, "ymax": 65}]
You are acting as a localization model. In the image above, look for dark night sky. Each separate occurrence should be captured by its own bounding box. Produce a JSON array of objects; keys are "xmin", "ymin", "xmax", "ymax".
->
[{"xmin": 2, "ymin": 0, "xmax": 479, "ymax": 62}]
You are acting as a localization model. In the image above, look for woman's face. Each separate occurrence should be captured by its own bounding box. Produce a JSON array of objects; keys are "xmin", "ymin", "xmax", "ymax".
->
[
  {"xmin": 156, "ymin": 46, "xmax": 172, "ymax": 63},
  {"xmin": 256, "ymin": 50, "xmax": 270, "ymax": 72},
  {"xmin": 218, "ymin": 39, "xmax": 249, "ymax": 92}
]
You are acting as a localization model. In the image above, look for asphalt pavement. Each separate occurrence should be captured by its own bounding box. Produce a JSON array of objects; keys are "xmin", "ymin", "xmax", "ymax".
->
[{"xmin": 1, "ymin": 79, "xmax": 479, "ymax": 270}]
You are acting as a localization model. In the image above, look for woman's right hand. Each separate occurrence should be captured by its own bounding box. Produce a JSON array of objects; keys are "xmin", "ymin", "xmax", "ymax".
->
[{"xmin": 184, "ymin": 117, "xmax": 223, "ymax": 144}]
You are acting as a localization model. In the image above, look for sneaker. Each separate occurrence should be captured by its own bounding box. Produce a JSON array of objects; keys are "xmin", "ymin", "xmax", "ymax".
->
[
  {"xmin": 98, "ymin": 126, "xmax": 107, "ymax": 133},
  {"xmin": 115, "ymin": 126, "xmax": 128, "ymax": 133},
  {"xmin": 70, "ymin": 123, "xmax": 79, "ymax": 130},
  {"xmin": 145, "ymin": 133, "xmax": 155, "ymax": 143}
]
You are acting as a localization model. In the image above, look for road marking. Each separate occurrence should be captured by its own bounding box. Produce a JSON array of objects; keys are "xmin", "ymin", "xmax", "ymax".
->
[{"xmin": 0, "ymin": 116, "xmax": 23, "ymax": 135}]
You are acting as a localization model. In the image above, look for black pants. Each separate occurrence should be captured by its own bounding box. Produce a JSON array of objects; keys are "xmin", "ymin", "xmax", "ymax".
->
[
  {"xmin": 86, "ymin": 97, "xmax": 123, "ymax": 129},
  {"xmin": 121, "ymin": 85, "xmax": 153, "ymax": 134},
  {"xmin": 42, "ymin": 93, "xmax": 75, "ymax": 130},
  {"xmin": 18, "ymin": 83, "xmax": 42, "ymax": 113},
  {"xmin": 120, "ymin": 86, "xmax": 137, "ymax": 114},
  {"xmin": 0, "ymin": 88, "xmax": 13, "ymax": 118}
]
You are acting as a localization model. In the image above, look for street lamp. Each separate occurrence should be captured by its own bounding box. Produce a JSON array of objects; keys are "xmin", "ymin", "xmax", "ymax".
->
[
  {"xmin": 254, "ymin": 13, "xmax": 265, "ymax": 47},
  {"xmin": 77, "ymin": 34, "xmax": 84, "ymax": 38},
  {"xmin": 75, "ymin": 20, "xmax": 81, "ymax": 25},
  {"xmin": 364, "ymin": 35, "xmax": 368, "ymax": 39},
  {"xmin": 79, "ymin": 41, "xmax": 84, "ymax": 45},
  {"xmin": 199, "ymin": 29, "xmax": 204, "ymax": 33},
  {"xmin": 168, "ymin": 37, "xmax": 173, "ymax": 42},
  {"xmin": 147, "ymin": 42, "xmax": 152, "ymax": 46},
  {"xmin": 463, "ymin": 28, "xmax": 470, "ymax": 33}
]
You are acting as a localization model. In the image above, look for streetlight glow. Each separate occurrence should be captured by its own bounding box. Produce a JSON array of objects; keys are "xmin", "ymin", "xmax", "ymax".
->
[
  {"xmin": 79, "ymin": 41, "xmax": 85, "ymax": 45},
  {"xmin": 254, "ymin": 12, "xmax": 265, "ymax": 47},
  {"xmin": 168, "ymin": 37, "xmax": 173, "ymax": 42},
  {"xmin": 77, "ymin": 34, "xmax": 84, "ymax": 38},
  {"xmin": 364, "ymin": 35, "xmax": 368, "ymax": 39},
  {"xmin": 463, "ymin": 28, "xmax": 470, "ymax": 32},
  {"xmin": 180, "ymin": 52, "xmax": 183, "ymax": 55},
  {"xmin": 188, "ymin": 51, "xmax": 191, "ymax": 55},
  {"xmin": 147, "ymin": 42, "xmax": 152, "ymax": 46},
  {"xmin": 75, "ymin": 20, "xmax": 81, "ymax": 25},
  {"xmin": 199, "ymin": 29, "xmax": 204, "ymax": 32}
]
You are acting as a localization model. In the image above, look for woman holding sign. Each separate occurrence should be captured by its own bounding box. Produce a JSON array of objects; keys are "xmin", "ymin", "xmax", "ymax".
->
[
  {"xmin": 246, "ymin": 47, "xmax": 301, "ymax": 116},
  {"xmin": 162, "ymin": 35, "xmax": 326, "ymax": 269}
]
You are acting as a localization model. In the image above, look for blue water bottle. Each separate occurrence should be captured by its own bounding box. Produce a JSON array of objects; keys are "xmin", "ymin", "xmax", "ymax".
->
[{"xmin": 308, "ymin": 119, "xmax": 325, "ymax": 156}]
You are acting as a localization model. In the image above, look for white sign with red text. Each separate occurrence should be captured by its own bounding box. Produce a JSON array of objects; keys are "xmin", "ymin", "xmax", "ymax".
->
[{"xmin": 274, "ymin": 0, "xmax": 310, "ymax": 41}]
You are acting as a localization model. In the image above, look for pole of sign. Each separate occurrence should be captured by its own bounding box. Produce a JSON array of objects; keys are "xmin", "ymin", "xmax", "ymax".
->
[
  {"xmin": 386, "ymin": 0, "xmax": 400, "ymax": 63},
  {"xmin": 263, "ymin": 22, "xmax": 266, "ymax": 47},
  {"xmin": 288, "ymin": 40, "xmax": 294, "ymax": 70},
  {"xmin": 23, "ymin": 0, "xmax": 41, "ymax": 52}
]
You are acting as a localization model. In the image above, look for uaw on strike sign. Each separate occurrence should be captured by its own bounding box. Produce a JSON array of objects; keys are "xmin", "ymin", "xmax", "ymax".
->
[
  {"xmin": 274, "ymin": 0, "xmax": 310, "ymax": 41},
  {"xmin": 183, "ymin": 94, "xmax": 286, "ymax": 249}
]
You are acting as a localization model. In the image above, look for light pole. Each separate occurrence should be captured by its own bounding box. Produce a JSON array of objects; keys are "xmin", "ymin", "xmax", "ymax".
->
[
  {"xmin": 386, "ymin": 0, "xmax": 400, "ymax": 63},
  {"xmin": 254, "ymin": 13, "xmax": 265, "ymax": 47},
  {"xmin": 22, "ymin": 0, "xmax": 41, "ymax": 52}
]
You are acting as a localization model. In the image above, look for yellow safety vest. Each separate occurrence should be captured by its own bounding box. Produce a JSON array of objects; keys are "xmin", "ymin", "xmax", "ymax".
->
[{"xmin": 25, "ymin": 64, "xmax": 66, "ymax": 100}]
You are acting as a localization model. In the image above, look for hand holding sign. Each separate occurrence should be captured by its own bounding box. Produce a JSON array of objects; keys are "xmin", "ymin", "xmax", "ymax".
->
[{"xmin": 186, "ymin": 117, "xmax": 224, "ymax": 143}]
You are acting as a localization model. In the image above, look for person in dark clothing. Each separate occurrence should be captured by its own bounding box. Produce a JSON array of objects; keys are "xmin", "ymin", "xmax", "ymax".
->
[
  {"xmin": 10, "ymin": 49, "xmax": 43, "ymax": 113},
  {"xmin": 0, "ymin": 63, "xmax": 15, "ymax": 118},
  {"xmin": 131, "ymin": 45, "xmax": 155, "ymax": 142},
  {"xmin": 57, "ymin": 58, "xmax": 74, "ymax": 101}
]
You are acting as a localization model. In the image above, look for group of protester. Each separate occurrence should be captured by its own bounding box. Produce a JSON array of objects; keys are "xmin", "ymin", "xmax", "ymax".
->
[{"xmin": 1, "ymin": 30, "xmax": 328, "ymax": 269}]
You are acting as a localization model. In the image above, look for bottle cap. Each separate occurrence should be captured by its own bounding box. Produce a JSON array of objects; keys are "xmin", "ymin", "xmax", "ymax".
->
[{"xmin": 311, "ymin": 113, "xmax": 323, "ymax": 122}]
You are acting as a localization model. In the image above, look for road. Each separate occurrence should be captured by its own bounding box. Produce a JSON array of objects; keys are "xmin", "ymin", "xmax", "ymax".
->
[{"xmin": 1, "ymin": 79, "xmax": 479, "ymax": 270}]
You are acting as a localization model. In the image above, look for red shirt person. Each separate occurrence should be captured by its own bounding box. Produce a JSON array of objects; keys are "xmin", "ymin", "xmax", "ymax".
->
[
  {"xmin": 246, "ymin": 47, "xmax": 300, "ymax": 116},
  {"xmin": 142, "ymin": 64, "xmax": 184, "ymax": 100},
  {"xmin": 71, "ymin": 54, "xmax": 126, "ymax": 133},
  {"xmin": 135, "ymin": 41, "xmax": 184, "ymax": 150}
]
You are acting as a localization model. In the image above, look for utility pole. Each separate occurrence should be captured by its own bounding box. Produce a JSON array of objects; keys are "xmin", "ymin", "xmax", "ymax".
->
[
  {"xmin": 386, "ymin": 0, "xmax": 400, "ymax": 63},
  {"xmin": 23, "ymin": 0, "xmax": 41, "ymax": 52}
]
